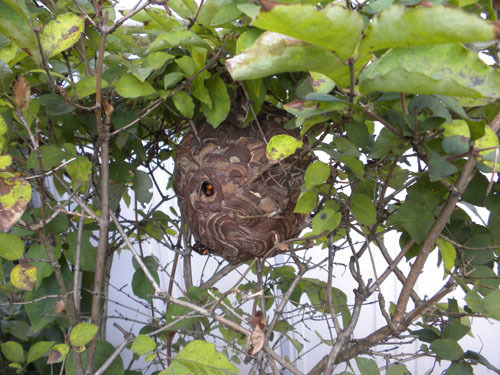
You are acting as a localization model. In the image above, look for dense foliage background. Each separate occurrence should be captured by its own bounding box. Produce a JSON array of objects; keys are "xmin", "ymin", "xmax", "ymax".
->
[{"xmin": 0, "ymin": 0, "xmax": 500, "ymax": 373}]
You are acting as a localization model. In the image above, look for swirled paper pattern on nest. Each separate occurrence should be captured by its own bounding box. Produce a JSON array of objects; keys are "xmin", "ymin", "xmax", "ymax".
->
[{"xmin": 173, "ymin": 108, "xmax": 309, "ymax": 264}]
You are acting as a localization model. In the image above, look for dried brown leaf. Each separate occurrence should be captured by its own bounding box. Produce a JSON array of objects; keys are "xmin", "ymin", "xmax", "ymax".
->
[
  {"xmin": 53, "ymin": 299, "xmax": 66, "ymax": 314},
  {"xmin": 13, "ymin": 76, "xmax": 30, "ymax": 111}
]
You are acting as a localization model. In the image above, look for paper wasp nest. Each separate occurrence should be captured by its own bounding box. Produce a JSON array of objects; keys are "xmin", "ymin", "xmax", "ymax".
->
[{"xmin": 173, "ymin": 106, "xmax": 308, "ymax": 264}]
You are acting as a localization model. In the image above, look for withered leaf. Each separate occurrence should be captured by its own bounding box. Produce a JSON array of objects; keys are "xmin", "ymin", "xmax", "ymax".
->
[
  {"xmin": 249, "ymin": 311, "xmax": 266, "ymax": 356},
  {"xmin": 13, "ymin": 76, "xmax": 31, "ymax": 111},
  {"xmin": 10, "ymin": 263, "xmax": 37, "ymax": 291},
  {"xmin": 53, "ymin": 299, "xmax": 66, "ymax": 314},
  {"xmin": 0, "ymin": 172, "xmax": 31, "ymax": 232}
]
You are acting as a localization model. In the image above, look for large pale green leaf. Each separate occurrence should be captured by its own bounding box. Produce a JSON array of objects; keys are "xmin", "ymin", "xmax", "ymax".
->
[
  {"xmin": 1, "ymin": 341, "xmax": 24, "ymax": 363},
  {"xmin": 131, "ymin": 335, "xmax": 156, "ymax": 355},
  {"xmin": 70, "ymin": 322, "xmax": 98, "ymax": 347},
  {"xmin": 115, "ymin": 73, "xmax": 156, "ymax": 98},
  {"xmin": 163, "ymin": 340, "xmax": 239, "ymax": 375},
  {"xmin": 252, "ymin": 4, "xmax": 363, "ymax": 60},
  {"xmin": 41, "ymin": 13, "xmax": 84, "ymax": 58},
  {"xmin": 227, "ymin": 32, "xmax": 369, "ymax": 88},
  {"xmin": 359, "ymin": 5, "xmax": 498, "ymax": 53},
  {"xmin": 359, "ymin": 44, "xmax": 500, "ymax": 100},
  {"xmin": 304, "ymin": 161, "xmax": 330, "ymax": 189}
]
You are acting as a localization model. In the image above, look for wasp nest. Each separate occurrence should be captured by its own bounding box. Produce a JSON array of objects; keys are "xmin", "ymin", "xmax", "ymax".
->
[{"xmin": 173, "ymin": 106, "xmax": 309, "ymax": 264}]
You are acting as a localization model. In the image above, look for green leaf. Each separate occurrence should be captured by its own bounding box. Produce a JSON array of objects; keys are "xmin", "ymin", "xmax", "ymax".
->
[
  {"xmin": 0, "ymin": 18, "xmax": 41, "ymax": 64},
  {"xmin": 70, "ymin": 322, "xmax": 99, "ymax": 347},
  {"xmin": 147, "ymin": 30, "xmax": 210, "ymax": 52},
  {"xmin": 482, "ymin": 290, "xmax": 500, "ymax": 320},
  {"xmin": 266, "ymin": 134, "xmax": 303, "ymax": 163},
  {"xmin": 70, "ymin": 76, "xmax": 109, "ymax": 98},
  {"xmin": 0, "ymin": 233, "xmax": 24, "ymax": 260},
  {"xmin": 26, "ymin": 144, "xmax": 66, "ymax": 171},
  {"xmin": 133, "ymin": 170, "xmax": 153, "ymax": 205},
  {"xmin": 252, "ymin": 4, "xmax": 363, "ymax": 60},
  {"xmin": 294, "ymin": 189, "xmax": 318, "ymax": 214},
  {"xmin": 163, "ymin": 340, "xmax": 239, "ymax": 375},
  {"xmin": 65, "ymin": 231, "xmax": 97, "ymax": 272},
  {"xmin": 66, "ymin": 156, "xmax": 92, "ymax": 184},
  {"xmin": 168, "ymin": 0, "xmax": 198, "ymax": 19},
  {"xmin": 41, "ymin": 13, "xmax": 84, "ymax": 58},
  {"xmin": 115, "ymin": 73, "xmax": 156, "ymax": 98},
  {"xmin": 1, "ymin": 341, "xmax": 24, "ymax": 363},
  {"xmin": 431, "ymin": 338, "xmax": 464, "ymax": 361},
  {"xmin": 351, "ymin": 193, "xmax": 377, "ymax": 226},
  {"xmin": 227, "ymin": 31, "xmax": 370, "ymax": 88},
  {"xmin": 304, "ymin": 161, "xmax": 330, "ymax": 189},
  {"xmin": 428, "ymin": 151, "xmax": 458, "ymax": 182},
  {"xmin": 27, "ymin": 341, "xmax": 55, "ymax": 364},
  {"xmin": 176, "ymin": 56, "xmax": 196, "ymax": 77},
  {"xmin": 359, "ymin": 44, "xmax": 500, "ymax": 100},
  {"xmin": 165, "ymin": 301, "xmax": 197, "ymax": 330},
  {"xmin": 436, "ymin": 238, "xmax": 456, "ymax": 272},
  {"xmin": 387, "ymin": 365, "xmax": 410, "ymax": 375},
  {"xmin": 131, "ymin": 335, "xmax": 156, "ymax": 355},
  {"xmin": 311, "ymin": 200, "xmax": 341, "ymax": 236},
  {"xmin": 172, "ymin": 90, "xmax": 195, "ymax": 118},
  {"xmin": 25, "ymin": 274, "xmax": 59, "ymax": 332},
  {"xmin": 164, "ymin": 72, "xmax": 184, "ymax": 89},
  {"xmin": 464, "ymin": 351, "xmax": 500, "ymax": 374},
  {"xmin": 0, "ymin": 59, "xmax": 14, "ymax": 94},
  {"xmin": 132, "ymin": 266, "xmax": 160, "ymax": 303},
  {"xmin": 359, "ymin": 5, "xmax": 498, "ymax": 53},
  {"xmin": 355, "ymin": 357, "xmax": 380, "ymax": 375},
  {"xmin": 201, "ymin": 74, "xmax": 230, "ymax": 127},
  {"xmin": 388, "ymin": 201, "xmax": 433, "ymax": 244},
  {"xmin": 66, "ymin": 340, "xmax": 123, "ymax": 375}
]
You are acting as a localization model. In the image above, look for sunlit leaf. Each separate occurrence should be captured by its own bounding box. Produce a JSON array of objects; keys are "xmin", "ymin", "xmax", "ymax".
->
[
  {"xmin": 163, "ymin": 340, "xmax": 239, "ymax": 375},
  {"xmin": 11, "ymin": 263, "xmax": 37, "ymax": 291},
  {"xmin": 115, "ymin": 74, "xmax": 156, "ymax": 98},
  {"xmin": 0, "ymin": 173, "xmax": 31, "ymax": 233},
  {"xmin": 0, "ymin": 233, "xmax": 24, "ymax": 260},
  {"xmin": 70, "ymin": 322, "xmax": 98, "ymax": 347},
  {"xmin": 227, "ymin": 31, "xmax": 369, "ymax": 88},
  {"xmin": 359, "ymin": 5, "xmax": 498, "ymax": 53},
  {"xmin": 147, "ymin": 30, "xmax": 210, "ymax": 52},
  {"xmin": 359, "ymin": 44, "xmax": 500, "ymax": 100},
  {"xmin": 1, "ymin": 341, "xmax": 24, "ymax": 363},
  {"xmin": 436, "ymin": 238, "xmax": 456, "ymax": 272},
  {"xmin": 131, "ymin": 335, "xmax": 156, "ymax": 355},
  {"xmin": 252, "ymin": 3, "xmax": 363, "ymax": 60},
  {"xmin": 304, "ymin": 161, "xmax": 330, "ymax": 189},
  {"xmin": 266, "ymin": 134, "xmax": 303, "ymax": 164},
  {"xmin": 41, "ymin": 13, "xmax": 84, "ymax": 58}
]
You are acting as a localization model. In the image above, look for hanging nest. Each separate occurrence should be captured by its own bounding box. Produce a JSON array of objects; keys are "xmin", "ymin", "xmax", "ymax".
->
[{"xmin": 173, "ymin": 105, "xmax": 310, "ymax": 264}]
